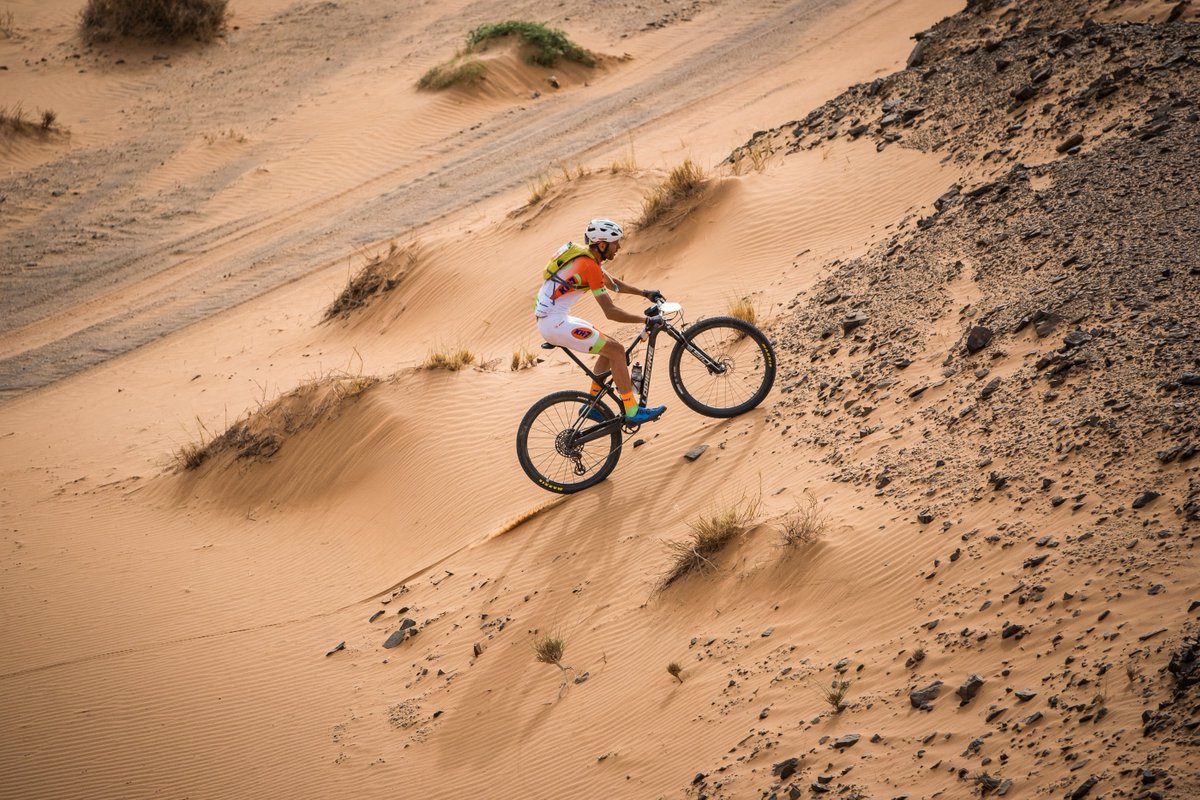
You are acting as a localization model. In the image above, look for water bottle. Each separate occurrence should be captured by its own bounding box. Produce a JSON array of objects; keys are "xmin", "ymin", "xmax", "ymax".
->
[{"xmin": 630, "ymin": 362, "xmax": 643, "ymax": 395}]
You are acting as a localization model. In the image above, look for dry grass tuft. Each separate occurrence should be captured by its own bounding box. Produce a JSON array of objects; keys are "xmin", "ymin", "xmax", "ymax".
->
[
  {"xmin": 660, "ymin": 494, "xmax": 760, "ymax": 588},
  {"xmin": 636, "ymin": 158, "xmax": 709, "ymax": 229},
  {"xmin": 1, "ymin": 103, "xmax": 61, "ymax": 138},
  {"xmin": 726, "ymin": 135, "xmax": 776, "ymax": 175},
  {"xmin": 80, "ymin": 0, "xmax": 228, "ymax": 43},
  {"xmin": 417, "ymin": 57, "xmax": 486, "ymax": 90},
  {"xmin": 511, "ymin": 347, "xmax": 538, "ymax": 371},
  {"xmin": 423, "ymin": 348, "xmax": 475, "ymax": 371},
  {"xmin": 667, "ymin": 662, "xmax": 684, "ymax": 683},
  {"xmin": 526, "ymin": 172, "xmax": 553, "ymax": 205},
  {"xmin": 324, "ymin": 242, "xmax": 419, "ymax": 321},
  {"xmin": 779, "ymin": 490, "xmax": 828, "ymax": 547},
  {"xmin": 2, "ymin": 9, "xmax": 16, "ymax": 38},
  {"xmin": 727, "ymin": 296, "xmax": 756, "ymax": 326},
  {"xmin": 533, "ymin": 633, "xmax": 566, "ymax": 666},
  {"xmin": 813, "ymin": 676, "xmax": 852, "ymax": 710}
]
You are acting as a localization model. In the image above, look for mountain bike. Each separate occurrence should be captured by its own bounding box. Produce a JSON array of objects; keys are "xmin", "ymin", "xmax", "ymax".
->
[{"xmin": 516, "ymin": 299, "xmax": 776, "ymax": 494}]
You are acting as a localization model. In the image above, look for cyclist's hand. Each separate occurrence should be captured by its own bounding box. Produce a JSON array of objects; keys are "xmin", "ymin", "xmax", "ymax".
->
[
  {"xmin": 645, "ymin": 309, "xmax": 665, "ymax": 326},
  {"xmin": 643, "ymin": 289, "xmax": 666, "ymax": 304}
]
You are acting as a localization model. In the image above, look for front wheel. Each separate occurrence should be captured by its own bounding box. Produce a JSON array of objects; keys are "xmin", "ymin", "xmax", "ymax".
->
[
  {"xmin": 516, "ymin": 390, "xmax": 623, "ymax": 494},
  {"xmin": 669, "ymin": 316, "xmax": 776, "ymax": 417}
]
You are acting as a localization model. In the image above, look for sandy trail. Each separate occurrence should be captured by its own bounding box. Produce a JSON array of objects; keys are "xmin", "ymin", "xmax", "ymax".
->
[{"xmin": 0, "ymin": 0, "xmax": 920, "ymax": 401}]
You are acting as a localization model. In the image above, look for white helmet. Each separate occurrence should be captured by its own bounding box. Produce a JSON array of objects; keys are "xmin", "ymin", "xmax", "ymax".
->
[{"xmin": 584, "ymin": 218, "xmax": 624, "ymax": 244}]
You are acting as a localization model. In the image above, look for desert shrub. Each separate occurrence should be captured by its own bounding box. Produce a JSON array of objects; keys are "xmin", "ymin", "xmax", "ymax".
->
[
  {"xmin": 324, "ymin": 243, "xmax": 418, "ymax": 321},
  {"xmin": 417, "ymin": 57, "xmax": 486, "ymax": 90},
  {"xmin": 814, "ymin": 677, "xmax": 852, "ymax": 709},
  {"xmin": 80, "ymin": 0, "xmax": 227, "ymax": 43},
  {"xmin": 661, "ymin": 494, "xmax": 759, "ymax": 588},
  {"xmin": 1, "ymin": 8, "xmax": 15, "ymax": 38},
  {"xmin": 667, "ymin": 662, "xmax": 684, "ymax": 683},
  {"xmin": 636, "ymin": 158, "xmax": 709, "ymax": 229},
  {"xmin": 467, "ymin": 20, "xmax": 595, "ymax": 67},
  {"xmin": 422, "ymin": 348, "xmax": 475, "ymax": 371},
  {"xmin": 419, "ymin": 20, "xmax": 594, "ymax": 91},
  {"xmin": 172, "ymin": 374, "xmax": 378, "ymax": 470},
  {"xmin": 533, "ymin": 634, "xmax": 566, "ymax": 666},
  {"xmin": 780, "ymin": 490, "xmax": 828, "ymax": 547},
  {"xmin": 0, "ymin": 103, "xmax": 62, "ymax": 138}
]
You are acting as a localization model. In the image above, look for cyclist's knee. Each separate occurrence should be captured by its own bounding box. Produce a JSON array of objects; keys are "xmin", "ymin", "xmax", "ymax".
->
[{"xmin": 601, "ymin": 339, "xmax": 624, "ymax": 357}]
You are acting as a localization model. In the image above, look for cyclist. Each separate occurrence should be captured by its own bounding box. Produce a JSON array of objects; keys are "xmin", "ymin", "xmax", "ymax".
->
[{"xmin": 535, "ymin": 218, "xmax": 666, "ymax": 424}]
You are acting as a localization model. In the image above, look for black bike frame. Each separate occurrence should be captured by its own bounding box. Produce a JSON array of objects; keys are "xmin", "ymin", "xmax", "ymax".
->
[{"xmin": 551, "ymin": 318, "xmax": 727, "ymax": 446}]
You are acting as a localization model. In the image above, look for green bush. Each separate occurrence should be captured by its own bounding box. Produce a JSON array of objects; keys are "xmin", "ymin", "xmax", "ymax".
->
[{"xmin": 466, "ymin": 20, "xmax": 595, "ymax": 67}]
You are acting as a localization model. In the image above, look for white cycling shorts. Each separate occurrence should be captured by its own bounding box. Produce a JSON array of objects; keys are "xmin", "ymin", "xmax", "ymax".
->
[{"xmin": 537, "ymin": 313, "xmax": 607, "ymax": 355}]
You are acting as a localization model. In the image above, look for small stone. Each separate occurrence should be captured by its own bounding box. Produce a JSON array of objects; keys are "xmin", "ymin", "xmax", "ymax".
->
[
  {"xmin": 369, "ymin": 610, "xmax": 385, "ymax": 623},
  {"xmin": 832, "ymin": 733, "xmax": 860, "ymax": 749},
  {"xmin": 1001, "ymin": 623, "xmax": 1025, "ymax": 639},
  {"xmin": 761, "ymin": 627, "xmax": 775, "ymax": 637},
  {"xmin": 1056, "ymin": 133, "xmax": 1084, "ymax": 153},
  {"xmin": 325, "ymin": 641, "xmax": 345, "ymax": 657},
  {"xmin": 1014, "ymin": 689, "xmax": 1036, "ymax": 702},
  {"xmin": 981, "ymin": 377, "xmax": 1002, "ymax": 399},
  {"xmin": 917, "ymin": 509, "xmax": 934, "ymax": 524},
  {"xmin": 683, "ymin": 444, "xmax": 709, "ymax": 461}
]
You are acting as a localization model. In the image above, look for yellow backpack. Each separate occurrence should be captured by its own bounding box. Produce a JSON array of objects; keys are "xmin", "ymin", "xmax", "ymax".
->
[{"xmin": 542, "ymin": 242, "xmax": 595, "ymax": 283}]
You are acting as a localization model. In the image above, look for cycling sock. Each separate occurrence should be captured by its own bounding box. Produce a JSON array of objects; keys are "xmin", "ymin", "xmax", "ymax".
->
[
  {"xmin": 622, "ymin": 390, "xmax": 638, "ymax": 416},
  {"xmin": 589, "ymin": 381, "xmax": 602, "ymax": 396}
]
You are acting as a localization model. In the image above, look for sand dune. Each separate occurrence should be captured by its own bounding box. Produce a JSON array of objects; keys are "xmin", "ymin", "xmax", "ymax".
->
[{"xmin": 4, "ymin": 0, "xmax": 1199, "ymax": 798}]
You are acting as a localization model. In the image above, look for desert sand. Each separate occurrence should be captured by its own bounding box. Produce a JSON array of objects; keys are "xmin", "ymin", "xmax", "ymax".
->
[{"xmin": 2, "ymin": 0, "xmax": 1199, "ymax": 798}]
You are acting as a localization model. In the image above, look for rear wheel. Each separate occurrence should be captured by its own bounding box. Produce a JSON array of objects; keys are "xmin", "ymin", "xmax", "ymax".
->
[
  {"xmin": 668, "ymin": 316, "xmax": 776, "ymax": 417},
  {"xmin": 516, "ymin": 390, "xmax": 623, "ymax": 494}
]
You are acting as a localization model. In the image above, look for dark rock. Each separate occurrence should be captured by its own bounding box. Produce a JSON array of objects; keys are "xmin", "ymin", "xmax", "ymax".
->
[
  {"xmin": 1070, "ymin": 775, "xmax": 1099, "ymax": 799},
  {"xmin": 966, "ymin": 325, "xmax": 994, "ymax": 353},
  {"xmin": 1024, "ymin": 554, "xmax": 1048, "ymax": 568},
  {"xmin": 773, "ymin": 757, "xmax": 800, "ymax": 781},
  {"xmin": 979, "ymin": 377, "xmax": 1002, "ymax": 399},
  {"xmin": 832, "ymin": 733, "xmax": 860, "ymax": 749},
  {"xmin": 1011, "ymin": 84, "xmax": 1038, "ymax": 103},
  {"xmin": 683, "ymin": 444, "xmax": 709, "ymax": 461},
  {"xmin": 1063, "ymin": 330, "xmax": 1092, "ymax": 348},
  {"xmin": 1014, "ymin": 689, "xmax": 1036, "ymax": 702},
  {"xmin": 1132, "ymin": 490, "xmax": 1160, "ymax": 509},
  {"xmin": 1057, "ymin": 133, "xmax": 1085, "ymax": 153},
  {"xmin": 956, "ymin": 674, "xmax": 985, "ymax": 705},
  {"xmin": 369, "ymin": 610, "xmax": 385, "ymax": 623},
  {"xmin": 1001, "ymin": 623, "xmax": 1026, "ymax": 639},
  {"xmin": 1181, "ymin": 373, "xmax": 1200, "ymax": 386},
  {"xmin": 842, "ymin": 310, "xmax": 869, "ymax": 334},
  {"xmin": 917, "ymin": 509, "xmax": 934, "ymax": 524},
  {"xmin": 910, "ymin": 680, "xmax": 944, "ymax": 710},
  {"xmin": 907, "ymin": 40, "xmax": 926, "ymax": 69},
  {"xmin": 325, "ymin": 641, "xmax": 345, "ymax": 657},
  {"xmin": 1033, "ymin": 311, "xmax": 1063, "ymax": 338}
]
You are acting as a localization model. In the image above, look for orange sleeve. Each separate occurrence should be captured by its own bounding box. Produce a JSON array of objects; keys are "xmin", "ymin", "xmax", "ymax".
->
[{"xmin": 576, "ymin": 257, "xmax": 606, "ymax": 292}]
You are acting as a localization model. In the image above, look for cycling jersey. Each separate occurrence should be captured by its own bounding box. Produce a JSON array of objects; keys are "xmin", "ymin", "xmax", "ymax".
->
[{"xmin": 534, "ymin": 244, "xmax": 608, "ymax": 318}]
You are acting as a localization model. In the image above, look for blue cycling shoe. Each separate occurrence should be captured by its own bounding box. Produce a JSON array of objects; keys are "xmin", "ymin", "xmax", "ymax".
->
[
  {"xmin": 579, "ymin": 403, "xmax": 607, "ymax": 423},
  {"xmin": 625, "ymin": 405, "xmax": 666, "ymax": 424}
]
